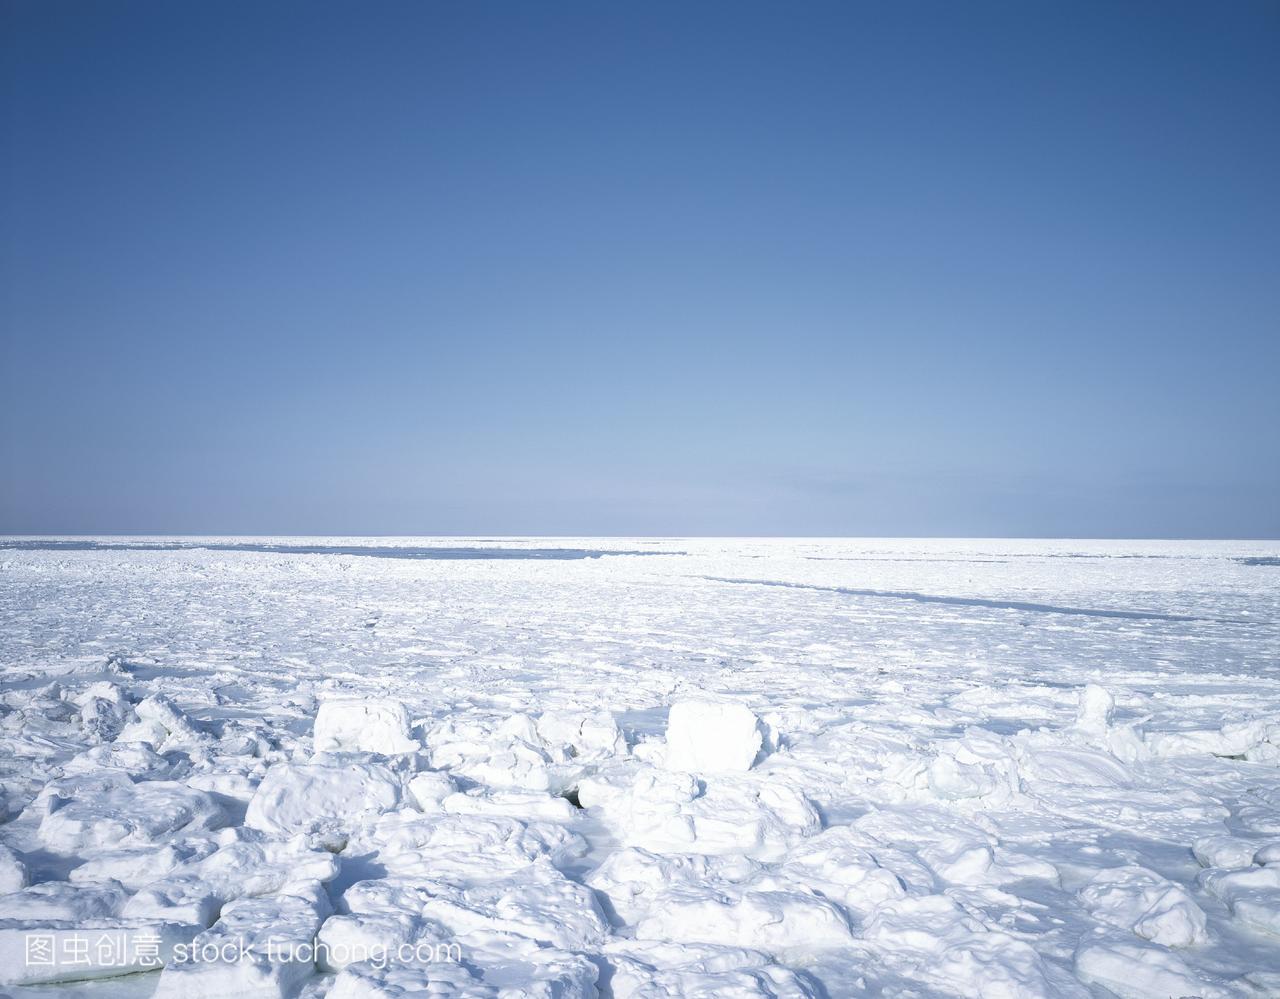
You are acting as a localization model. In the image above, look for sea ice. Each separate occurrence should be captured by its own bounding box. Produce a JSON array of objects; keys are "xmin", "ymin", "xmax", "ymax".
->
[
  {"xmin": 118, "ymin": 693, "xmax": 209, "ymax": 754},
  {"xmin": 578, "ymin": 760, "xmax": 818, "ymax": 859},
  {"xmin": 2, "ymin": 537, "xmax": 1278, "ymax": 996},
  {"xmin": 312, "ymin": 698, "xmax": 419, "ymax": 756},
  {"xmin": 603, "ymin": 939, "xmax": 820, "ymax": 998},
  {"xmin": 664, "ymin": 698, "xmax": 764, "ymax": 773},
  {"xmin": 243, "ymin": 761, "xmax": 403, "ymax": 837},
  {"xmin": 151, "ymin": 881, "xmax": 333, "ymax": 998},
  {"xmin": 37, "ymin": 777, "xmax": 226, "ymax": 853},
  {"xmin": 326, "ymin": 931, "xmax": 598, "ymax": 998},
  {"xmin": 0, "ymin": 842, "xmax": 28, "ymax": 893},
  {"xmin": 0, "ymin": 920, "xmax": 193, "ymax": 986},
  {"xmin": 123, "ymin": 838, "xmax": 339, "ymax": 927},
  {"xmin": 1079, "ymin": 865, "xmax": 1209, "ymax": 946},
  {"xmin": 1075, "ymin": 940, "xmax": 1231, "ymax": 999}
]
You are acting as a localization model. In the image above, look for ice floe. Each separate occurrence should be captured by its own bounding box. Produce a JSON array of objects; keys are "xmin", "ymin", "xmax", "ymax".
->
[
  {"xmin": 312, "ymin": 699, "xmax": 419, "ymax": 757},
  {"xmin": 244, "ymin": 761, "xmax": 403, "ymax": 838},
  {"xmin": 664, "ymin": 698, "xmax": 765, "ymax": 774}
]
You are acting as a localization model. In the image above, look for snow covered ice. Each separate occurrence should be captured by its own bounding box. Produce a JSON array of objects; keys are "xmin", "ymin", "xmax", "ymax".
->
[
  {"xmin": 312, "ymin": 699, "xmax": 419, "ymax": 757},
  {"xmin": 663, "ymin": 699, "xmax": 766, "ymax": 774},
  {"xmin": 1, "ymin": 537, "xmax": 1280, "ymax": 997}
]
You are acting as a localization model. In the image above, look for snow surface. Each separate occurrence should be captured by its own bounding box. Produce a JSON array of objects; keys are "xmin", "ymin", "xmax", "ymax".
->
[{"xmin": 1, "ymin": 536, "xmax": 1279, "ymax": 997}]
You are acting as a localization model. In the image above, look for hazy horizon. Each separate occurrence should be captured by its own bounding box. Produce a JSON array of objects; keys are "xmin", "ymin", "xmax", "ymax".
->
[{"xmin": 2, "ymin": 533, "xmax": 1278, "ymax": 543}]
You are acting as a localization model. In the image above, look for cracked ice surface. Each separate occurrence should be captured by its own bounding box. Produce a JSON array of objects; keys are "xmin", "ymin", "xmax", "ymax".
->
[{"xmin": 1, "ymin": 537, "xmax": 1280, "ymax": 997}]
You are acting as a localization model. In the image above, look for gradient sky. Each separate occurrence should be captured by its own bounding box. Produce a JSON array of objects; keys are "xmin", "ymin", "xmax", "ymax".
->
[{"xmin": 3, "ymin": 1, "xmax": 1277, "ymax": 537}]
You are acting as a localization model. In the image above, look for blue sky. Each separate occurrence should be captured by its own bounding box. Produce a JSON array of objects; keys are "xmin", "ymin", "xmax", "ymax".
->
[{"xmin": 2, "ymin": 1, "xmax": 1277, "ymax": 537}]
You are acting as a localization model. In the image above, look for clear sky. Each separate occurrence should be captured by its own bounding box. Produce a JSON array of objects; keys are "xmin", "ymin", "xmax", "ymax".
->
[{"xmin": 2, "ymin": 1, "xmax": 1277, "ymax": 537}]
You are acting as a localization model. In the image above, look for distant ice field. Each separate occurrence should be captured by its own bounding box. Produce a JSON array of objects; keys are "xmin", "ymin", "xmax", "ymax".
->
[
  {"xmin": 1, "ymin": 538, "xmax": 1279, "ymax": 997},
  {"xmin": 0, "ymin": 539, "xmax": 679, "ymax": 560}
]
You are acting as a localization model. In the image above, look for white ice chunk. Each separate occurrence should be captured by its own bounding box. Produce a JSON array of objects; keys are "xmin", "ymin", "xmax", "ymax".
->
[
  {"xmin": 1192, "ymin": 834, "xmax": 1258, "ymax": 870},
  {"xmin": 0, "ymin": 921, "xmax": 193, "ymax": 986},
  {"xmin": 1146, "ymin": 718, "xmax": 1273, "ymax": 759},
  {"xmin": 936, "ymin": 932, "xmax": 1089, "ymax": 999},
  {"xmin": 405, "ymin": 770, "xmax": 455, "ymax": 812},
  {"xmin": 1075, "ymin": 940, "xmax": 1231, "ymax": 999},
  {"xmin": 1080, "ymin": 866, "xmax": 1208, "ymax": 947},
  {"xmin": 313, "ymin": 698, "xmax": 419, "ymax": 756},
  {"xmin": 634, "ymin": 881, "xmax": 852, "ymax": 952},
  {"xmin": 152, "ymin": 881, "xmax": 332, "ymax": 999},
  {"xmin": 591, "ymin": 846, "xmax": 852, "ymax": 952},
  {"xmin": 861, "ymin": 893, "xmax": 976, "ymax": 954},
  {"xmin": 604, "ymin": 939, "xmax": 820, "ymax": 999},
  {"xmin": 415, "ymin": 864, "xmax": 608, "ymax": 951},
  {"xmin": 187, "ymin": 767, "xmax": 261, "ymax": 808},
  {"xmin": 315, "ymin": 913, "xmax": 421, "ymax": 974},
  {"xmin": 778, "ymin": 827, "xmax": 912, "ymax": 914},
  {"xmin": 863, "ymin": 893, "xmax": 1083, "ymax": 996},
  {"xmin": 0, "ymin": 882, "xmax": 128, "ymax": 922},
  {"xmin": 63, "ymin": 742, "xmax": 178, "ymax": 779},
  {"xmin": 665, "ymin": 699, "xmax": 763, "ymax": 774},
  {"xmin": 578, "ymin": 761, "xmax": 818, "ymax": 860},
  {"xmin": 1231, "ymin": 895, "xmax": 1280, "ymax": 936},
  {"xmin": 38, "ymin": 779, "xmax": 226, "ymax": 854},
  {"xmin": 536, "ymin": 709, "xmax": 627, "ymax": 761},
  {"xmin": 316, "ymin": 879, "xmax": 452, "ymax": 972},
  {"xmin": 588, "ymin": 848, "xmax": 760, "ymax": 926},
  {"xmin": 124, "ymin": 839, "xmax": 339, "ymax": 927},
  {"xmin": 1201, "ymin": 864, "xmax": 1280, "ymax": 936},
  {"xmin": 348, "ymin": 811, "xmax": 587, "ymax": 882},
  {"xmin": 72, "ymin": 681, "xmax": 135, "ymax": 743},
  {"xmin": 926, "ymin": 731, "xmax": 1023, "ymax": 805},
  {"xmin": 426, "ymin": 714, "xmax": 558, "ymax": 792},
  {"xmin": 70, "ymin": 837, "xmax": 224, "ymax": 891},
  {"xmin": 327, "ymin": 932, "xmax": 597, "ymax": 998},
  {"xmin": 441, "ymin": 788, "xmax": 577, "ymax": 823},
  {"xmin": 117, "ymin": 693, "xmax": 208, "ymax": 753},
  {"xmin": 327, "ymin": 862, "xmax": 607, "ymax": 960},
  {"xmin": 424, "ymin": 709, "xmax": 624, "ymax": 796},
  {"xmin": 1075, "ymin": 684, "xmax": 1114, "ymax": 735},
  {"xmin": 0, "ymin": 844, "xmax": 29, "ymax": 894},
  {"xmin": 1017, "ymin": 746, "xmax": 1130, "ymax": 787},
  {"xmin": 244, "ymin": 761, "xmax": 402, "ymax": 837}
]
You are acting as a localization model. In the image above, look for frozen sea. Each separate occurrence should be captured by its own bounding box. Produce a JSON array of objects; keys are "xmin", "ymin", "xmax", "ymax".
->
[{"xmin": 1, "ymin": 537, "xmax": 1279, "ymax": 997}]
